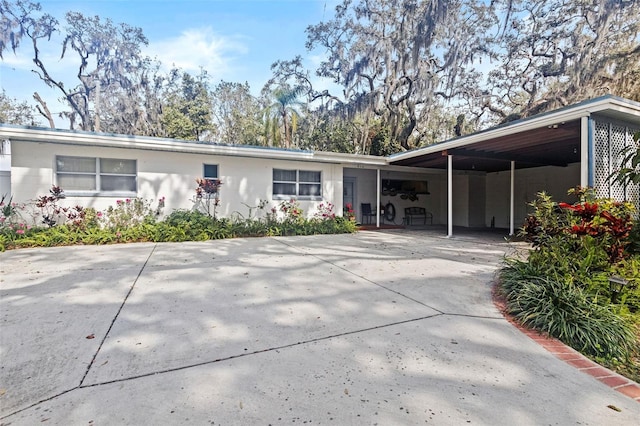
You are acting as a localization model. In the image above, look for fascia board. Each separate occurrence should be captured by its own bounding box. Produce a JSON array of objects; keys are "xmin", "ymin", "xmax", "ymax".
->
[
  {"xmin": 0, "ymin": 126, "xmax": 317, "ymax": 162},
  {"xmin": 589, "ymin": 101, "xmax": 640, "ymax": 120},
  {"xmin": 312, "ymin": 151, "xmax": 388, "ymax": 166}
]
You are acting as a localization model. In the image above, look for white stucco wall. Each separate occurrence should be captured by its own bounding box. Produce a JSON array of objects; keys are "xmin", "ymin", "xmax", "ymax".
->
[
  {"xmin": 10, "ymin": 140, "xmax": 344, "ymax": 220},
  {"xmin": 452, "ymin": 175, "xmax": 470, "ymax": 227},
  {"xmin": 433, "ymin": 172, "xmax": 488, "ymax": 228},
  {"xmin": 485, "ymin": 163, "xmax": 581, "ymax": 229},
  {"xmin": 428, "ymin": 164, "xmax": 579, "ymax": 230},
  {"xmin": 469, "ymin": 174, "xmax": 486, "ymax": 227}
]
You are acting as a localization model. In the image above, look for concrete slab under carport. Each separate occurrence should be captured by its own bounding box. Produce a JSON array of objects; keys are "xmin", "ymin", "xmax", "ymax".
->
[{"xmin": 1, "ymin": 232, "xmax": 639, "ymax": 425}]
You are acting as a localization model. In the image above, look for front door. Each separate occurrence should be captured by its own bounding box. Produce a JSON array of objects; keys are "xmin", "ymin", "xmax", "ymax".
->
[{"xmin": 343, "ymin": 177, "xmax": 356, "ymax": 215}]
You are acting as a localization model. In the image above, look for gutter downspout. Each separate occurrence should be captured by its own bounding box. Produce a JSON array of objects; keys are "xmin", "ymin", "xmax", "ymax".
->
[{"xmin": 447, "ymin": 155, "xmax": 453, "ymax": 237}]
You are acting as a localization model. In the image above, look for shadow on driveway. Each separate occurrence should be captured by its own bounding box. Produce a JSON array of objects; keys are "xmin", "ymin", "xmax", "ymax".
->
[{"xmin": 1, "ymin": 232, "xmax": 639, "ymax": 424}]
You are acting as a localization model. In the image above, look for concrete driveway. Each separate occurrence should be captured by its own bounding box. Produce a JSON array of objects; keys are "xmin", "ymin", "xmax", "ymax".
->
[{"xmin": 1, "ymin": 230, "xmax": 639, "ymax": 425}]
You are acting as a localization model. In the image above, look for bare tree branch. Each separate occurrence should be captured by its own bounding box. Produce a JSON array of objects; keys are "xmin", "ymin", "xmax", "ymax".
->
[{"xmin": 32, "ymin": 91, "xmax": 54, "ymax": 127}]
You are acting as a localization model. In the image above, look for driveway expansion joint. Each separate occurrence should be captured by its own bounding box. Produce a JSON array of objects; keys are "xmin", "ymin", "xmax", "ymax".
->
[
  {"xmin": 77, "ymin": 313, "xmax": 445, "ymax": 389},
  {"xmin": 274, "ymin": 237, "xmax": 445, "ymax": 315},
  {"xmin": 78, "ymin": 244, "xmax": 158, "ymax": 388},
  {"xmin": 0, "ymin": 388, "xmax": 78, "ymax": 420}
]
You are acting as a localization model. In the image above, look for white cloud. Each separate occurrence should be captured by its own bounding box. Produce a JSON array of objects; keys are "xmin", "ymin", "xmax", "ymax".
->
[
  {"xmin": 307, "ymin": 53, "xmax": 326, "ymax": 68},
  {"xmin": 146, "ymin": 27, "xmax": 248, "ymax": 77},
  {"xmin": 1, "ymin": 36, "xmax": 87, "ymax": 82},
  {"xmin": 1, "ymin": 50, "xmax": 33, "ymax": 69}
]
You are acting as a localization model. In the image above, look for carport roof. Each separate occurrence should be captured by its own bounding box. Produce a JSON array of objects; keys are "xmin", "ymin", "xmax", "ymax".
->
[{"xmin": 389, "ymin": 95, "xmax": 640, "ymax": 172}]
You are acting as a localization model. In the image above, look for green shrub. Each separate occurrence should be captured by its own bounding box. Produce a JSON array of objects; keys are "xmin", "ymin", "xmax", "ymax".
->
[
  {"xmin": 501, "ymin": 188, "xmax": 640, "ymax": 368},
  {"xmin": 1, "ymin": 195, "xmax": 357, "ymax": 251},
  {"xmin": 504, "ymin": 276, "xmax": 637, "ymax": 361},
  {"xmin": 229, "ymin": 218, "xmax": 268, "ymax": 237},
  {"xmin": 520, "ymin": 189, "xmax": 639, "ymax": 309},
  {"xmin": 102, "ymin": 198, "xmax": 157, "ymax": 230}
]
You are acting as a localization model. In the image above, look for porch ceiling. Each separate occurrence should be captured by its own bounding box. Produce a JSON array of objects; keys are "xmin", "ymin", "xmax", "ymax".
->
[{"xmin": 390, "ymin": 119, "xmax": 582, "ymax": 172}]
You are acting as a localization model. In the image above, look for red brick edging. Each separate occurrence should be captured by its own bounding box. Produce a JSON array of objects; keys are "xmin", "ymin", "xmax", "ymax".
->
[{"xmin": 492, "ymin": 285, "xmax": 640, "ymax": 403}]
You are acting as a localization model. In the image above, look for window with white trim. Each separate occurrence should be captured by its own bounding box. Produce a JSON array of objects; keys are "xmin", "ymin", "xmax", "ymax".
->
[
  {"xmin": 273, "ymin": 169, "xmax": 321, "ymax": 199},
  {"xmin": 55, "ymin": 156, "xmax": 137, "ymax": 194}
]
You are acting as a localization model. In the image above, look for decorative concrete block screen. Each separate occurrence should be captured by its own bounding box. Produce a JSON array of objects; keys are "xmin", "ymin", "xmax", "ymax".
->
[{"xmin": 593, "ymin": 118, "xmax": 639, "ymax": 212}]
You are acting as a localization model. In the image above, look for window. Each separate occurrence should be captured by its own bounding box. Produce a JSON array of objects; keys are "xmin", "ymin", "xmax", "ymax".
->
[
  {"xmin": 273, "ymin": 169, "xmax": 321, "ymax": 199},
  {"xmin": 56, "ymin": 156, "xmax": 97, "ymax": 191},
  {"xmin": 56, "ymin": 156, "xmax": 136, "ymax": 194},
  {"xmin": 204, "ymin": 164, "xmax": 218, "ymax": 180},
  {"xmin": 100, "ymin": 158, "xmax": 136, "ymax": 192}
]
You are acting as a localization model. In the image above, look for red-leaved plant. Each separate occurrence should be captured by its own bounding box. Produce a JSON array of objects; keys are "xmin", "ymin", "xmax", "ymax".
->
[{"xmin": 195, "ymin": 178, "xmax": 222, "ymax": 218}]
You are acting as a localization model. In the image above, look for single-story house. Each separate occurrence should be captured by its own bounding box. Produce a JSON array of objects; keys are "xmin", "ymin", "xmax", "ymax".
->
[{"xmin": 1, "ymin": 95, "xmax": 639, "ymax": 236}]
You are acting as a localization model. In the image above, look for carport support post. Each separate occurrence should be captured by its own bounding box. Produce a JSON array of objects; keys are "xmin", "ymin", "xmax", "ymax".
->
[
  {"xmin": 447, "ymin": 155, "xmax": 453, "ymax": 237},
  {"xmin": 376, "ymin": 168, "xmax": 381, "ymax": 227},
  {"xmin": 580, "ymin": 116, "xmax": 590, "ymax": 187},
  {"xmin": 509, "ymin": 160, "xmax": 515, "ymax": 236}
]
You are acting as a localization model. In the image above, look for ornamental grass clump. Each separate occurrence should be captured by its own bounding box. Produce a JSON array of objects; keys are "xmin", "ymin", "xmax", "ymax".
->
[{"xmin": 502, "ymin": 273, "xmax": 637, "ymax": 361}]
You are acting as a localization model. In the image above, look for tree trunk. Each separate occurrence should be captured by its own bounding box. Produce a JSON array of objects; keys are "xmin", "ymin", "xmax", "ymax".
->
[{"xmin": 33, "ymin": 92, "xmax": 55, "ymax": 128}]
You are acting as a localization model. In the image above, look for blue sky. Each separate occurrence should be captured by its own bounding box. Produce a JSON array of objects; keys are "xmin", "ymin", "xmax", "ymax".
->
[{"xmin": 1, "ymin": 0, "xmax": 339, "ymax": 125}]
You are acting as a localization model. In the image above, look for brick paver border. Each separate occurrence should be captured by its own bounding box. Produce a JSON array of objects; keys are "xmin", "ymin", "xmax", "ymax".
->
[{"xmin": 492, "ymin": 284, "xmax": 640, "ymax": 403}]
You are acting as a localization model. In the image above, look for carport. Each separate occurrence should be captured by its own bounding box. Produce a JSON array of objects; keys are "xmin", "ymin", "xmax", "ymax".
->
[{"xmin": 388, "ymin": 95, "xmax": 640, "ymax": 237}]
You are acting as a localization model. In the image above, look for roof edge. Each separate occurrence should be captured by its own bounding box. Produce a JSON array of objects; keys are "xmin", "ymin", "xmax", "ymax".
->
[
  {"xmin": 0, "ymin": 124, "xmax": 319, "ymax": 162},
  {"xmin": 390, "ymin": 95, "xmax": 640, "ymax": 163}
]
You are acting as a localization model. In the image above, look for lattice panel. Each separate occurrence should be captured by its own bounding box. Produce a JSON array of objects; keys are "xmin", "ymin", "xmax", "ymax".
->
[
  {"xmin": 593, "ymin": 121, "xmax": 611, "ymax": 198},
  {"xmin": 610, "ymin": 124, "xmax": 629, "ymax": 200},
  {"xmin": 593, "ymin": 119, "xmax": 640, "ymax": 213}
]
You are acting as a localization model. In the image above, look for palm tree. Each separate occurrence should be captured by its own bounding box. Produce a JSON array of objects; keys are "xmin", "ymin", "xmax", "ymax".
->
[{"xmin": 264, "ymin": 85, "xmax": 305, "ymax": 148}]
